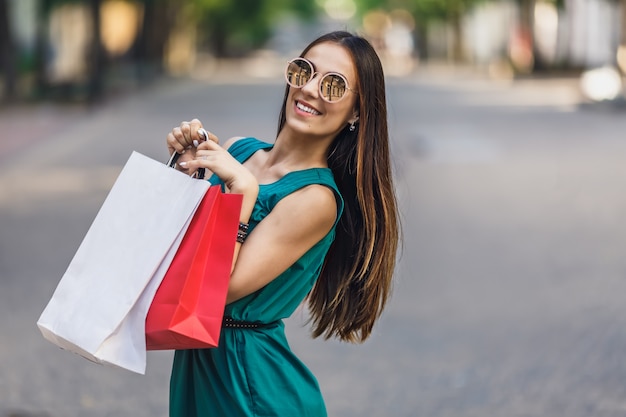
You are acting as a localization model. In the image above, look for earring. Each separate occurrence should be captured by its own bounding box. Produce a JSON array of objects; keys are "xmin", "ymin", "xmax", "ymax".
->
[{"xmin": 349, "ymin": 121, "xmax": 356, "ymax": 132}]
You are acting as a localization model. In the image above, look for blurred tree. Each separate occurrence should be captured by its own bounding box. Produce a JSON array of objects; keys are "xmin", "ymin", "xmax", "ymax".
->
[
  {"xmin": 195, "ymin": 0, "xmax": 265, "ymax": 57},
  {"xmin": 355, "ymin": 0, "xmax": 488, "ymax": 62},
  {"xmin": 611, "ymin": 0, "xmax": 626, "ymax": 77},
  {"xmin": 612, "ymin": 0, "xmax": 626, "ymax": 71},
  {"xmin": 0, "ymin": 0, "xmax": 17, "ymax": 101},
  {"xmin": 32, "ymin": 0, "xmax": 183, "ymax": 100},
  {"xmin": 622, "ymin": 0, "xmax": 626, "ymax": 51},
  {"xmin": 34, "ymin": 0, "xmax": 50, "ymax": 98},
  {"xmin": 357, "ymin": 0, "xmax": 573, "ymax": 71},
  {"xmin": 135, "ymin": 0, "xmax": 181, "ymax": 79},
  {"xmin": 32, "ymin": 0, "xmax": 106, "ymax": 101},
  {"xmin": 87, "ymin": 0, "xmax": 104, "ymax": 102},
  {"xmin": 23, "ymin": 0, "xmax": 318, "ymax": 101},
  {"xmin": 191, "ymin": 0, "xmax": 319, "ymax": 57}
]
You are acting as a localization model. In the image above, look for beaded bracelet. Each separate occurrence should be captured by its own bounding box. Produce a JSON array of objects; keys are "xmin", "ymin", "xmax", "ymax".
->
[{"xmin": 237, "ymin": 222, "xmax": 249, "ymax": 243}]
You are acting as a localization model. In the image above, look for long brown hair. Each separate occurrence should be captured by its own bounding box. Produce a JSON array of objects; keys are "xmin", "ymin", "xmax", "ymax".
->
[{"xmin": 277, "ymin": 31, "xmax": 400, "ymax": 343}]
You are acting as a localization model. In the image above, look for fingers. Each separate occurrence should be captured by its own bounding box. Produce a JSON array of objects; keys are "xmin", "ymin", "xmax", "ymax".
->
[
  {"xmin": 189, "ymin": 119, "xmax": 204, "ymax": 145},
  {"xmin": 166, "ymin": 119, "xmax": 219, "ymax": 155},
  {"xmin": 178, "ymin": 142, "xmax": 222, "ymax": 169},
  {"xmin": 166, "ymin": 122, "xmax": 192, "ymax": 154},
  {"xmin": 196, "ymin": 138, "xmax": 221, "ymax": 151},
  {"xmin": 205, "ymin": 129, "xmax": 220, "ymax": 144},
  {"xmin": 174, "ymin": 150, "xmax": 197, "ymax": 174},
  {"xmin": 187, "ymin": 119, "xmax": 219, "ymax": 147},
  {"xmin": 167, "ymin": 131, "xmax": 186, "ymax": 154}
]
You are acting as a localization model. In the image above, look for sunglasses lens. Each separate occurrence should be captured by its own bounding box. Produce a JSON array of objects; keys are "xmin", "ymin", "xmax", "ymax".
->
[
  {"xmin": 286, "ymin": 59, "xmax": 312, "ymax": 87},
  {"xmin": 320, "ymin": 74, "xmax": 348, "ymax": 102},
  {"xmin": 286, "ymin": 58, "xmax": 351, "ymax": 102}
]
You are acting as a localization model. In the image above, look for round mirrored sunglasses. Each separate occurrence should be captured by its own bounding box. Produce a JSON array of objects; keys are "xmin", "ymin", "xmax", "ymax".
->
[{"xmin": 285, "ymin": 57, "xmax": 357, "ymax": 103}]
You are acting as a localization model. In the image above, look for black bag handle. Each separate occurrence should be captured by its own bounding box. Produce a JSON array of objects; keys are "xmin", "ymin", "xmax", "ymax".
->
[{"xmin": 167, "ymin": 126, "xmax": 210, "ymax": 179}]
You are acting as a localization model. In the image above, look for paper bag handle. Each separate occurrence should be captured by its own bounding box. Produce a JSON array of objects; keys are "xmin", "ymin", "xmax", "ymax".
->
[
  {"xmin": 167, "ymin": 152, "xmax": 205, "ymax": 179},
  {"xmin": 167, "ymin": 128, "xmax": 210, "ymax": 179}
]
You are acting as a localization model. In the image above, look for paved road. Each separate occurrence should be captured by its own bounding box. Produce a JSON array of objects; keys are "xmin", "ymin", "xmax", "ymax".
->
[{"xmin": 2, "ymin": 71, "xmax": 626, "ymax": 417}]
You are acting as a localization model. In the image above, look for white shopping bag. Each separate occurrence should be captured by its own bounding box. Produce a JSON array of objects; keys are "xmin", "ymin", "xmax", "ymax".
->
[{"xmin": 37, "ymin": 151, "xmax": 211, "ymax": 374}]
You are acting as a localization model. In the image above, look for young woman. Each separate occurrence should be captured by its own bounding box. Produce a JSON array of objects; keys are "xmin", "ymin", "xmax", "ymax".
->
[{"xmin": 165, "ymin": 31, "xmax": 399, "ymax": 417}]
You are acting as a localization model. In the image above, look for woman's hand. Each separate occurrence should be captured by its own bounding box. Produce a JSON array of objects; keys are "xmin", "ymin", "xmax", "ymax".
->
[
  {"xmin": 166, "ymin": 118, "xmax": 218, "ymax": 175},
  {"xmin": 166, "ymin": 119, "xmax": 259, "ymax": 275},
  {"xmin": 166, "ymin": 118, "xmax": 217, "ymax": 154},
  {"xmin": 177, "ymin": 134, "xmax": 259, "ymax": 232},
  {"xmin": 179, "ymin": 139, "xmax": 258, "ymax": 197}
]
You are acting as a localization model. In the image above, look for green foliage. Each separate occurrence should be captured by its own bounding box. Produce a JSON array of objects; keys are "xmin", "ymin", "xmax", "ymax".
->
[
  {"xmin": 191, "ymin": 0, "xmax": 320, "ymax": 56},
  {"xmin": 353, "ymin": 0, "xmax": 488, "ymax": 25},
  {"xmin": 42, "ymin": 0, "xmax": 320, "ymax": 57},
  {"xmin": 193, "ymin": 0, "xmax": 266, "ymax": 54},
  {"xmin": 43, "ymin": 0, "xmax": 85, "ymax": 14},
  {"xmin": 516, "ymin": 0, "xmax": 565, "ymax": 9}
]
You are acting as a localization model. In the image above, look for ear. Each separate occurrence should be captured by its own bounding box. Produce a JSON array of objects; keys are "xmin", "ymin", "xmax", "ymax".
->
[{"xmin": 348, "ymin": 110, "xmax": 359, "ymax": 125}]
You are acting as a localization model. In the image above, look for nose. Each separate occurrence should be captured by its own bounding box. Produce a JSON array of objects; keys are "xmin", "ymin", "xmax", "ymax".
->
[{"xmin": 300, "ymin": 73, "xmax": 320, "ymax": 98}]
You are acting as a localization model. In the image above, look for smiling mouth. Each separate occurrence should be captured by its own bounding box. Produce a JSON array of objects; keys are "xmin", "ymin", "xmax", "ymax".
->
[{"xmin": 296, "ymin": 101, "xmax": 322, "ymax": 115}]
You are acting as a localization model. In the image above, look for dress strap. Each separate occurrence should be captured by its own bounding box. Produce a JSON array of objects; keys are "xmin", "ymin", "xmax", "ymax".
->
[
  {"xmin": 207, "ymin": 137, "xmax": 272, "ymax": 185},
  {"xmin": 227, "ymin": 137, "xmax": 273, "ymax": 164}
]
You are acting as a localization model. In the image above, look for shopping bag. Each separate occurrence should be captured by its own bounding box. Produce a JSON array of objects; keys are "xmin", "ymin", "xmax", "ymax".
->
[
  {"xmin": 145, "ymin": 186, "xmax": 242, "ymax": 350},
  {"xmin": 37, "ymin": 151, "xmax": 211, "ymax": 374}
]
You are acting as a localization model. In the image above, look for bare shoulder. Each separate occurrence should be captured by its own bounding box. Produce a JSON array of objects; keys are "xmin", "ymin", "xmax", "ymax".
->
[
  {"xmin": 276, "ymin": 184, "xmax": 338, "ymax": 228},
  {"xmin": 222, "ymin": 136, "xmax": 246, "ymax": 151}
]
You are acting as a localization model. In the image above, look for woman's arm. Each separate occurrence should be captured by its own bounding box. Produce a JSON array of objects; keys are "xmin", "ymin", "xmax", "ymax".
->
[
  {"xmin": 166, "ymin": 120, "xmax": 336, "ymax": 302},
  {"xmin": 181, "ymin": 146, "xmax": 337, "ymax": 302},
  {"xmin": 226, "ymin": 183, "xmax": 337, "ymax": 303}
]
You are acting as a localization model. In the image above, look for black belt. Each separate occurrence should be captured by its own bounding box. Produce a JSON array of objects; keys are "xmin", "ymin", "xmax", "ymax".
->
[{"xmin": 222, "ymin": 317, "xmax": 278, "ymax": 329}]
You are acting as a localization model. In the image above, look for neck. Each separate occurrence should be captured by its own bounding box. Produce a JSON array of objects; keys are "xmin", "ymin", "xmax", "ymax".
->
[{"xmin": 269, "ymin": 128, "xmax": 334, "ymax": 170}]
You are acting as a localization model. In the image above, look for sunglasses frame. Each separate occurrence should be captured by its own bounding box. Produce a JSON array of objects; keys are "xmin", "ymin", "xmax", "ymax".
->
[{"xmin": 285, "ymin": 57, "xmax": 357, "ymax": 103}]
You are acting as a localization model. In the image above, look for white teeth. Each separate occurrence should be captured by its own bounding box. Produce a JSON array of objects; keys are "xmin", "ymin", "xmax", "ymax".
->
[{"xmin": 296, "ymin": 101, "xmax": 321, "ymax": 115}]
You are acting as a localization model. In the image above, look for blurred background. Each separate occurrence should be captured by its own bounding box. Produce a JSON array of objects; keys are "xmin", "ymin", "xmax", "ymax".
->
[
  {"xmin": 1, "ymin": 0, "xmax": 626, "ymax": 103},
  {"xmin": 2, "ymin": 1, "xmax": 626, "ymax": 417}
]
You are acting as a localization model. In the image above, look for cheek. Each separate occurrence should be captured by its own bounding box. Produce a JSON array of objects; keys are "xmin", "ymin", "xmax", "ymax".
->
[
  {"xmin": 285, "ymin": 88, "xmax": 294, "ymax": 105},
  {"xmin": 337, "ymin": 95, "xmax": 358, "ymax": 120},
  {"xmin": 284, "ymin": 90, "xmax": 297, "ymax": 115},
  {"xmin": 331, "ymin": 102, "xmax": 356, "ymax": 123}
]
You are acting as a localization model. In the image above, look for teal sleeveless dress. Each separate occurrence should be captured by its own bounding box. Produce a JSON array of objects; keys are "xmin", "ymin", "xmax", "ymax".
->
[{"xmin": 169, "ymin": 137, "xmax": 344, "ymax": 417}]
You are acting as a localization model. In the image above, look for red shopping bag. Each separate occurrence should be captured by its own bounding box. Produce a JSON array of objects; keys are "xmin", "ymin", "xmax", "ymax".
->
[{"xmin": 145, "ymin": 185, "xmax": 242, "ymax": 350}]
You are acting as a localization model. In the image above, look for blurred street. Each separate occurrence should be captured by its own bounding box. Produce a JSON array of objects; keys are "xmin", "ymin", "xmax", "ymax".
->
[{"xmin": 2, "ymin": 69, "xmax": 626, "ymax": 417}]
